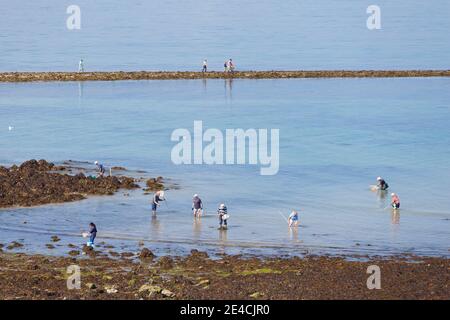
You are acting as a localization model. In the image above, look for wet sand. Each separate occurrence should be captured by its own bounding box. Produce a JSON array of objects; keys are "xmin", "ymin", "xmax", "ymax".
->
[
  {"xmin": 0, "ymin": 159, "xmax": 163, "ymax": 208},
  {"xmin": 0, "ymin": 70, "xmax": 449, "ymax": 82},
  {"xmin": 0, "ymin": 249, "xmax": 447, "ymax": 300}
]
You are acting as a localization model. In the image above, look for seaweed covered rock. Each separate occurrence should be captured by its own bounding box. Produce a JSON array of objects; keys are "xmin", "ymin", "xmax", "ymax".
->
[
  {"xmin": 139, "ymin": 248, "xmax": 155, "ymax": 260},
  {"xmin": 0, "ymin": 160, "xmax": 141, "ymax": 208},
  {"xmin": 145, "ymin": 177, "xmax": 164, "ymax": 191}
]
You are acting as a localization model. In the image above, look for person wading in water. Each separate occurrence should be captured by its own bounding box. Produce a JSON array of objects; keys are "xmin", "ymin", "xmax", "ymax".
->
[
  {"xmin": 152, "ymin": 190, "xmax": 165, "ymax": 215},
  {"xmin": 192, "ymin": 194, "xmax": 203, "ymax": 218}
]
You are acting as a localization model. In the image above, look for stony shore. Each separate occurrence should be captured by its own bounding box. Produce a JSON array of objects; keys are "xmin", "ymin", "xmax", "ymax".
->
[
  {"xmin": 0, "ymin": 70, "xmax": 449, "ymax": 82},
  {"xmin": 0, "ymin": 249, "xmax": 447, "ymax": 300}
]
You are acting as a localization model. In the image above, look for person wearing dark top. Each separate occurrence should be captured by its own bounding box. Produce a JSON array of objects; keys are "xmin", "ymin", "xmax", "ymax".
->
[
  {"xmin": 88, "ymin": 222, "xmax": 97, "ymax": 247},
  {"xmin": 192, "ymin": 194, "xmax": 203, "ymax": 217},
  {"xmin": 152, "ymin": 190, "xmax": 165, "ymax": 215},
  {"xmin": 376, "ymin": 177, "xmax": 389, "ymax": 190}
]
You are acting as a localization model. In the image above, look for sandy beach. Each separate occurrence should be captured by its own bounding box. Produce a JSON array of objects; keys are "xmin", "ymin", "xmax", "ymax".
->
[{"xmin": 0, "ymin": 70, "xmax": 449, "ymax": 83}]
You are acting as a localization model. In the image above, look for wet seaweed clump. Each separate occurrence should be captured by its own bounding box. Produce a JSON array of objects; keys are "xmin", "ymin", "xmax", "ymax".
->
[
  {"xmin": 139, "ymin": 248, "xmax": 155, "ymax": 261},
  {"xmin": 0, "ymin": 159, "xmax": 141, "ymax": 208},
  {"xmin": 145, "ymin": 177, "xmax": 164, "ymax": 191}
]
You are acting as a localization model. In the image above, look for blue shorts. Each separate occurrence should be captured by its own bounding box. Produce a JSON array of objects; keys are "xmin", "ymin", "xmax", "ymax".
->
[{"xmin": 152, "ymin": 202, "xmax": 157, "ymax": 211}]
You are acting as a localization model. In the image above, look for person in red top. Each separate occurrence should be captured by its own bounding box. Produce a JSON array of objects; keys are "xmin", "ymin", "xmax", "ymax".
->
[{"xmin": 391, "ymin": 193, "xmax": 400, "ymax": 209}]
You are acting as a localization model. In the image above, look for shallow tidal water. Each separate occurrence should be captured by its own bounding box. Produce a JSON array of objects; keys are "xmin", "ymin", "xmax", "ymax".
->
[{"xmin": 0, "ymin": 78, "xmax": 449, "ymax": 258}]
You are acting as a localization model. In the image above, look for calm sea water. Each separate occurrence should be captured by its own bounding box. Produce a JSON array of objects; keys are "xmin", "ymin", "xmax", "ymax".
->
[
  {"xmin": 1, "ymin": 0, "xmax": 450, "ymax": 71},
  {"xmin": 0, "ymin": 78, "xmax": 449, "ymax": 257}
]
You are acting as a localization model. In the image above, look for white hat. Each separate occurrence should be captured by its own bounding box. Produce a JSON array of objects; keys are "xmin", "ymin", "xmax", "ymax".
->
[
  {"xmin": 391, "ymin": 193, "xmax": 396, "ymax": 196},
  {"xmin": 193, "ymin": 194, "xmax": 198, "ymax": 198},
  {"xmin": 94, "ymin": 161, "xmax": 98, "ymax": 165},
  {"xmin": 219, "ymin": 203, "xmax": 225, "ymax": 209},
  {"xmin": 377, "ymin": 177, "xmax": 382, "ymax": 181}
]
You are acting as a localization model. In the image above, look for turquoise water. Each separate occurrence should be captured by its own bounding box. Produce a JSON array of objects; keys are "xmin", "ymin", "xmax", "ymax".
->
[
  {"xmin": 0, "ymin": 78, "xmax": 449, "ymax": 257},
  {"xmin": 1, "ymin": 0, "xmax": 450, "ymax": 71}
]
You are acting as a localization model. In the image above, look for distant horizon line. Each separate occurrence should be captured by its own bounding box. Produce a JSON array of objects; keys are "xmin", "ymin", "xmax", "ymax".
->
[{"xmin": 1, "ymin": 69, "xmax": 449, "ymax": 82}]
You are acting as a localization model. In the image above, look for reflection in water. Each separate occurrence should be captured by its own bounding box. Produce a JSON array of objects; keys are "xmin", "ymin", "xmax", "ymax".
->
[
  {"xmin": 376, "ymin": 190, "xmax": 389, "ymax": 209},
  {"xmin": 219, "ymin": 228, "xmax": 228, "ymax": 242},
  {"xmin": 377, "ymin": 190, "xmax": 387, "ymax": 200},
  {"xmin": 193, "ymin": 219, "xmax": 202, "ymax": 239},
  {"xmin": 78, "ymin": 81, "xmax": 84, "ymax": 99},
  {"xmin": 202, "ymin": 78, "xmax": 207, "ymax": 93},
  {"xmin": 217, "ymin": 228, "xmax": 228, "ymax": 256},
  {"xmin": 150, "ymin": 214, "xmax": 161, "ymax": 239},
  {"xmin": 289, "ymin": 227, "xmax": 299, "ymax": 242},
  {"xmin": 390, "ymin": 209, "xmax": 400, "ymax": 238},
  {"xmin": 224, "ymin": 78, "xmax": 233, "ymax": 101},
  {"xmin": 391, "ymin": 209, "xmax": 400, "ymax": 225}
]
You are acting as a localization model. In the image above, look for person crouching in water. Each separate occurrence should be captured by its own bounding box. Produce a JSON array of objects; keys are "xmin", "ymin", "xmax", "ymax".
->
[
  {"xmin": 152, "ymin": 190, "xmax": 165, "ymax": 215},
  {"xmin": 192, "ymin": 194, "xmax": 203, "ymax": 218},
  {"xmin": 376, "ymin": 177, "xmax": 389, "ymax": 190},
  {"xmin": 94, "ymin": 161, "xmax": 106, "ymax": 177},
  {"xmin": 217, "ymin": 203, "xmax": 229, "ymax": 229},
  {"xmin": 391, "ymin": 193, "xmax": 400, "ymax": 209},
  {"xmin": 87, "ymin": 222, "xmax": 97, "ymax": 247},
  {"xmin": 288, "ymin": 210, "xmax": 299, "ymax": 227}
]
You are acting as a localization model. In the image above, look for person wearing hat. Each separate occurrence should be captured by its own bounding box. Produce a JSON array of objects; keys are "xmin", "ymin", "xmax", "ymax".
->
[
  {"xmin": 152, "ymin": 190, "xmax": 165, "ymax": 215},
  {"xmin": 376, "ymin": 177, "xmax": 389, "ymax": 190},
  {"xmin": 95, "ymin": 161, "xmax": 106, "ymax": 177},
  {"xmin": 192, "ymin": 194, "xmax": 203, "ymax": 218},
  {"xmin": 288, "ymin": 210, "xmax": 299, "ymax": 227},
  {"xmin": 391, "ymin": 193, "xmax": 400, "ymax": 209},
  {"xmin": 217, "ymin": 203, "xmax": 229, "ymax": 228}
]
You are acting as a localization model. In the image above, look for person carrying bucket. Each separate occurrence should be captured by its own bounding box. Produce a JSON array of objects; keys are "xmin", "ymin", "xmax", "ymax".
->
[
  {"xmin": 82, "ymin": 222, "xmax": 97, "ymax": 247},
  {"xmin": 217, "ymin": 203, "xmax": 229, "ymax": 229}
]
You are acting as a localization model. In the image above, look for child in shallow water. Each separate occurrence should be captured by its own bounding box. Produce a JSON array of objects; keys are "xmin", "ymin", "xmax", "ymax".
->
[
  {"xmin": 87, "ymin": 222, "xmax": 97, "ymax": 247},
  {"xmin": 217, "ymin": 204, "xmax": 229, "ymax": 228}
]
